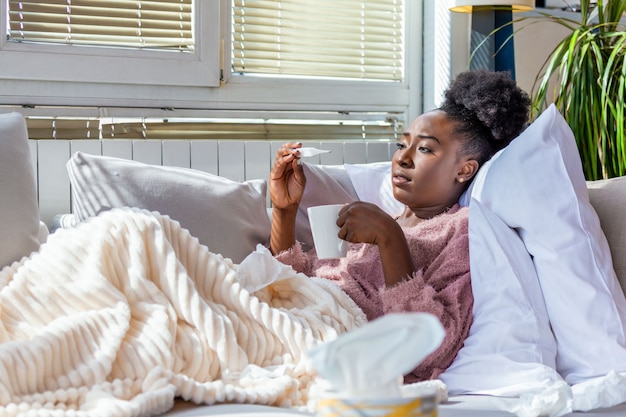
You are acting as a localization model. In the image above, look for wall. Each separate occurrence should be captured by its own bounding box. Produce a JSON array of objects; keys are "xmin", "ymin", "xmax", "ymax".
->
[
  {"xmin": 443, "ymin": 7, "xmax": 578, "ymax": 106},
  {"xmin": 514, "ymin": 9, "xmax": 579, "ymax": 103}
]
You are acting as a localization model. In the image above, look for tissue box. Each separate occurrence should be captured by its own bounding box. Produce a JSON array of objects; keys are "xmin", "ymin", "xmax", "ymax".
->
[{"xmin": 317, "ymin": 394, "xmax": 438, "ymax": 417}]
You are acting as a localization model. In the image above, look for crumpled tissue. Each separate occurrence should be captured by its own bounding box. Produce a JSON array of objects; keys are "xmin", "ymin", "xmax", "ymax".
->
[
  {"xmin": 500, "ymin": 370, "xmax": 626, "ymax": 417},
  {"xmin": 502, "ymin": 380, "xmax": 573, "ymax": 417},
  {"xmin": 237, "ymin": 244, "xmax": 294, "ymax": 293},
  {"xmin": 572, "ymin": 371, "xmax": 626, "ymax": 412},
  {"xmin": 308, "ymin": 312, "xmax": 445, "ymax": 399}
]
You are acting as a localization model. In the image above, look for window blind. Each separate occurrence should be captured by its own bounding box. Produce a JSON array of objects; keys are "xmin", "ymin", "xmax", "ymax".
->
[
  {"xmin": 7, "ymin": 0, "xmax": 194, "ymax": 50},
  {"xmin": 26, "ymin": 117, "xmax": 101, "ymax": 139},
  {"xmin": 23, "ymin": 116, "xmax": 401, "ymax": 141},
  {"xmin": 232, "ymin": 0, "xmax": 404, "ymax": 81}
]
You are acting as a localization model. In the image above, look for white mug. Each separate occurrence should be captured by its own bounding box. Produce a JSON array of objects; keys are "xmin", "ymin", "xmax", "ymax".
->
[{"xmin": 307, "ymin": 204, "xmax": 348, "ymax": 259}]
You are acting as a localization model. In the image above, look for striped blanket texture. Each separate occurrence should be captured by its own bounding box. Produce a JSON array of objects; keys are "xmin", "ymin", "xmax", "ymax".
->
[{"xmin": 0, "ymin": 208, "xmax": 366, "ymax": 417}]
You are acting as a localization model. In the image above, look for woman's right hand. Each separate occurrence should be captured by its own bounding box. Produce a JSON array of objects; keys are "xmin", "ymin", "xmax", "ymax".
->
[{"xmin": 270, "ymin": 142, "xmax": 307, "ymax": 210}]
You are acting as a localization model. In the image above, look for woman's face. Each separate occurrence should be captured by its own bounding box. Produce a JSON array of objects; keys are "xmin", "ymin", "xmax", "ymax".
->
[{"xmin": 391, "ymin": 110, "xmax": 475, "ymax": 218}]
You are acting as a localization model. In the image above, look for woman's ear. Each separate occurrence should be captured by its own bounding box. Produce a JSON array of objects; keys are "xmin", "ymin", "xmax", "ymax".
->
[{"xmin": 457, "ymin": 159, "xmax": 479, "ymax": 184}]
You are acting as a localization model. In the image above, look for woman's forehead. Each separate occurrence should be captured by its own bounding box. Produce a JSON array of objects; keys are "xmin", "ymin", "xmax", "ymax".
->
[{"xmin": 407, "ymin": 110, "xmax": 453, "ymax": 136}]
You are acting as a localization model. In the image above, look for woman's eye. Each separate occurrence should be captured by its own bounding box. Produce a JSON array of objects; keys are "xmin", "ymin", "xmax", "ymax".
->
[
  {"xmin": 395, "ymin": 142, "xmax": 406, "ymax": 150},
  {"xmin": 418, "ymin": 146, "xmax": 432, "ymax": 153}
]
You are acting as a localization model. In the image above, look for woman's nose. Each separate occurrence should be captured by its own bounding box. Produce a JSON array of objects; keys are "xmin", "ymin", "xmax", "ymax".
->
[{"xmin": 395, "ymin": 148, "xmax": 413, "ymax": 168}]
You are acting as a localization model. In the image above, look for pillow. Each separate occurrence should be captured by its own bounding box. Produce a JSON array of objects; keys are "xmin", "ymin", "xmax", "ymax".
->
[
  {"xmin": 67, "ymin": 152, "xmax": 270, "ymax": 264},
  {"xmin": 295, "ymin": 161, "xmax": 404, "ymax": 251},
  {"xmin": 344, "ymin": 161, "xmax": 404, "ymax": 217},
  {"xmin": 440, "ymin": 199, "xmax": 562, "ymax": 396},
  {"xmin": 587, "ymin": 176, "xmax": 626, "ymax": 294},
  {"xmin": 38, "ymin": 221, "xmax": 50, "ymax": 244},
  {"xmin": 295, "ymin": 162, "xmax": 358, "ymax": 251},
  {"xmin": 0, "ymin": 112, "xmax": 41, "ymax": 269},
  {"xmin": 51, "ymin": 213, "xmax": 80, "ymax": 233},
  {"xmin": 470, "ymin": 104, "xmax": 626, "ymax": 384}
]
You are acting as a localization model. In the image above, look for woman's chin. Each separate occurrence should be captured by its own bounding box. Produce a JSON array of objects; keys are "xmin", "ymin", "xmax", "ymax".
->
[{"xmin": 392, "ymin": 189, "xmax": 409, "ymax": 205}]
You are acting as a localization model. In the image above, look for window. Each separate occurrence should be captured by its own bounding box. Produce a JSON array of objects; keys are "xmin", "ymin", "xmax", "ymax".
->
[
  {"xmin": 0, "ymin": 0, "xmax": 423, "ymax": 136},
  {"xmin": 1, "ymin": 1, "xmax": 220, "ymax": 87},
  {"xmin": 7, "ymin": 0, "xmax": 194, "ymax": 50},
  {"xmin": 231, "ymin": 0, "xmax": 404, "ymax": 81}
]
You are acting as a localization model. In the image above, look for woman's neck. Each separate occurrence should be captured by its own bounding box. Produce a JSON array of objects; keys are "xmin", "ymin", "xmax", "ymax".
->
[{"xmin": 397, "ymin": 204, "xmax": 456, "ymax": 226}]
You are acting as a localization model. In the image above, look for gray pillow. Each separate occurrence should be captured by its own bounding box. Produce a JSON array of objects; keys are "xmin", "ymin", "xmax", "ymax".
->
[
  {"xmin": 0, "ymin": 112, "xmax": 41, "ymax": 269},
  {"xmin": 67, "ymin": 152, "xmax": 270, "ymax": 263}
]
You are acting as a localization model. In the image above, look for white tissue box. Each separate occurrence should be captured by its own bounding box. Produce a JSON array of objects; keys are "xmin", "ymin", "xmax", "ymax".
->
[{"xmin": 317, "ymin": 393, "xmax": 438, "ymax": 417}]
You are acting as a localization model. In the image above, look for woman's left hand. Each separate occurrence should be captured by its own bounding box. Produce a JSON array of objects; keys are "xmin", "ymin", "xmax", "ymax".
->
[
  {"xmin": 338, "ymin": 201, "xmax": 414, "ymax": 286},
  {"xmin": 336, "ymin": 201, "xmax": 397, "ymax": 245}
]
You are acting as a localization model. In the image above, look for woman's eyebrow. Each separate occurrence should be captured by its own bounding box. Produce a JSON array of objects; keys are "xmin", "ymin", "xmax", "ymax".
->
[
  {"xmin": 402, "ymin": 132, "xmax": 441, "ymax": 144},
  {"xmin": 417, "ymin": 134, "xmax": 441, "ymax": 144}
]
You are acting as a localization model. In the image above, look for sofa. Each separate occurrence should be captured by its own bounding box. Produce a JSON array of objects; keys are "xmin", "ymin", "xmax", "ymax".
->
[{"xmin": 3, "ymin": 105, "xmax": 626, "ymax": 417}]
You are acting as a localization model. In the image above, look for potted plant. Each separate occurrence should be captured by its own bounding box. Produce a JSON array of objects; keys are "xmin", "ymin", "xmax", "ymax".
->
[{"xmin": 529, "ymin": 0, "xmax": 626, "ymax": 180}]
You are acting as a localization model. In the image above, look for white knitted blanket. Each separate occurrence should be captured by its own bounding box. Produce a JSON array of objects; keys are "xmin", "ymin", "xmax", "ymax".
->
[{"xmin": 0, "ymin": 208, "xmax": 367, "ymax": 417}]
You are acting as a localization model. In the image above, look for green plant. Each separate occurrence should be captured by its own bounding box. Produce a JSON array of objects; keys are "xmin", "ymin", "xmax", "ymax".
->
[{"xmin": 531, "ymin": 0, "xmax": 626, "ymax": 180}]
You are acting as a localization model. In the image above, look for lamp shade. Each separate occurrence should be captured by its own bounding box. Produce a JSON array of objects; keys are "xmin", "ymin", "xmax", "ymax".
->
[{"xmin": 450, "ymin": 0, "xmax": 535, "ymax": 13}]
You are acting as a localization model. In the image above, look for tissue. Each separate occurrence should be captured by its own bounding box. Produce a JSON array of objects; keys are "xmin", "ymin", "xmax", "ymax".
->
[
  {"xmin": 308, "ymin": 312, "xmax": 445, "ymax": 398},
  {"xmin": 503, "ymin": 381, "xmax": 573, "ymax": 417},
  {"xmin": 500, "ymin": 371, "xmax": 626, "ymax": 417},
  {"xmin": 572, "ymin": 371, "xmax": 626, "ymax": 412},
  {"xmin": 237, "ymin": 244, "xmax": 294, "ymax": 293}
]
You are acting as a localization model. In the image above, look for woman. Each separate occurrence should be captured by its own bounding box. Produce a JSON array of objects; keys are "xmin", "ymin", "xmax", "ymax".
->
[{"xmin": 269, "ymin": 69, "xmax": 531, "ymax": 381}]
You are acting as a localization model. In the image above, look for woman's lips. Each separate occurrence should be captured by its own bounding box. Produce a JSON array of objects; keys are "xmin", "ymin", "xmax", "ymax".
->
[{"xmin": 392, "ymin": 173, "xmax": 411, "ymax": 185}]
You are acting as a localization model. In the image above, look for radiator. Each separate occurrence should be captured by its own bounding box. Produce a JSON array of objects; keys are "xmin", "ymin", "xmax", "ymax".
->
[{"xmin": 28, "ymin": 139, "xmax": 395, "ymax": 227}]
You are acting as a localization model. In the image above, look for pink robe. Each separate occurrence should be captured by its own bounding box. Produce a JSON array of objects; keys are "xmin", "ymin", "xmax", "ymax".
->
[{"xmin": 275, "ymin": 204, "xmax": 473, "ymax": 382}]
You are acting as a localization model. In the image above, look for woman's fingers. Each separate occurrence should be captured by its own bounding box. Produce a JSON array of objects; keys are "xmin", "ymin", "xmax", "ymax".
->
[{"xmin": 274, "ymin": 142, "xmax": 302, "ymax": 164}]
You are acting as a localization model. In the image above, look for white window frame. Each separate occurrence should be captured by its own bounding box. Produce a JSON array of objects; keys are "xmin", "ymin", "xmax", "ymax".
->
[
  {"xmin": 222, "ymin": 0, "xmax": 422, "ymax": 120},
  {"xmin": 422, "ymin": 1, "xmax": 472, "ymax": 113},
  {"xmin": 0, "ymin": 0, "xmax": 424, "ymax": 122},
  {"xmin": 0, "ymin": 1, "xmax": 220, "ymax": 88}
]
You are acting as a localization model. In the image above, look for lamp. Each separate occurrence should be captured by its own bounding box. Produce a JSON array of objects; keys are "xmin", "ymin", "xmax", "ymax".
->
[
  {"xmin": 450, "ymin": 0, "xmax": 535, "ymax": 79},
  {"xmin": 450, "ymin": 0, "xmax": 534, "ymax": 12}
]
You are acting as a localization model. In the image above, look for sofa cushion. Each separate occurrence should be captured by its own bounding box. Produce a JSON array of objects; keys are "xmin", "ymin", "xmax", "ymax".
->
[
  {"xmin": 0, "ymin": 112, "xmax": 41, "ymax": 269},
  {"xmin": 66, "ymin": 152, "xmax": 270, "ymax": 264},
  {"xmin": 587, "ymin": 176, "xmax": 626, "ymax": 293}
]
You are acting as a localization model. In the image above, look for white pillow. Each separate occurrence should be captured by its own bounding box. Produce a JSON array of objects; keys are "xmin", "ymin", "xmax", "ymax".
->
[
  {"xmin": 440, "ymin": 199, "xmax": 562, "ymax": 396},
  {"xmin": 295, "ymin": 161, "xmax": 405, "ymax": 251},
  {"xmin": 67, "ymin": 152, "xmax": 270, "ymax": 264},
  {"xmin": 0, "ymin": 112, "xmax": 41, "ymax": 269},
  {"xmin": 344, "ymin": 161, "xmax": 404, "ymax": 217},
  {"xmin": 470, "ymin": 104, "xmax": 626, "ymax": 384}
]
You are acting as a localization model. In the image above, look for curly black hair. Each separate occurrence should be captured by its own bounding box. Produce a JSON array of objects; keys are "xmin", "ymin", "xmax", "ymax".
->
[{"xmin": 439, "ymin": 69, "xmax": 530, "ymax": 165}]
